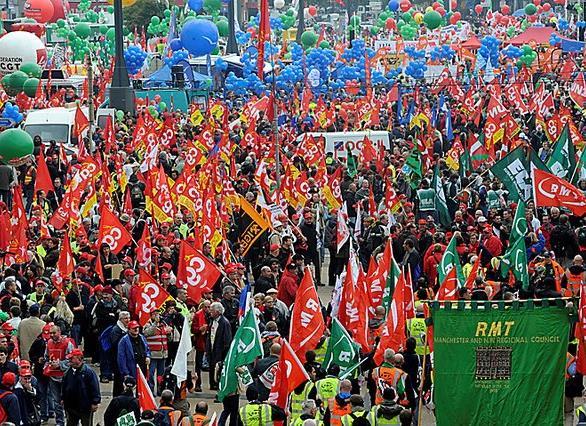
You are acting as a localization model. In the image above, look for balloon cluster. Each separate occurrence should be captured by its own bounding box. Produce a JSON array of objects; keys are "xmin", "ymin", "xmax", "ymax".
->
[
  {"xmin": 236, "ymin": 30, "xmax": 252, "ymax": 45},
  {"xmin": 576, "ymin": 21, "xmax": 586, "ymax": 28},
  {"xmin": 147, "ymin": 10, "xmax": 176, "ymax": 37},
  {"xmin": 300, "ymin": 30, "xmax": 318, "ymax": 49},
  {"xmin": 2, "ymin": 103, "xmax": 24, "ymax": 124},
  {"xmin": 215, "ymin": 57, "xmax": 228, "ymax": 72},
  {"xmin": 518, "ymin": 44, "xmax": 537, "ymax": 67},
  {"xmin": 164, "ymin": 49, "xmax": 189, "ymax": 67},
  {"xmin": 404, "ymin": 46, "xmax": 426, "ymax": 60},
  {"xmin": 557, "ymin": 18, "xmax": 569, "ymax": 31},
  {"xmin": 549, "ymin": 33, "xmax": 561, "ymax": 46},
  {"xmin": 188, "ymin": 0, "xmax": 203, "ymax": 12},
  {"xmin": 429, "ymin": 45, "xmax": 455, "ymax": 61},
  {"xmin": 124, "ymin": 45, "xmax": 147, "ymax": 75},
  {"xmin": 280, "ymin": 9, "xmax": 296, "ymax": 30},
  {"xmin": 405, "ymin": 60, "xmax": 427, "ymax": 79},
  {"xmin": 502, "ymin": 45, "xmax": 523, "ymax": 58},
  {"xmin": 479, "ymin": 36, "xmax": 500, "ymax": 65},
  {"xmin": 1, "ymin": 71, "xmax": 29, "ymax": 97}
]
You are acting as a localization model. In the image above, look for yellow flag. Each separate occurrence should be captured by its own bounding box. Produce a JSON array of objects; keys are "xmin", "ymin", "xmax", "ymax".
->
[{"xmin": 190, "ymin": 109, "xmax": 204, "ymax": 126}]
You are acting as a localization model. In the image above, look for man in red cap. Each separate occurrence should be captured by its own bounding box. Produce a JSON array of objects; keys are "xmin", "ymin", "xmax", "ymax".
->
[
  {"xmin": 117, "ymin": 321, "xmax": 150, "ymax": 382},
  {"xmin": 0, "ymin": 372, "xmax": 21, "ymax": 425},
  {"xmin": 62, "ymin": 348, "xmax": 101, "ymax": 426}
]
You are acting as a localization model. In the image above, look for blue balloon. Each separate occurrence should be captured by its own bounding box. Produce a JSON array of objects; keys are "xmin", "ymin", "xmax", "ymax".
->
[
  {"xmin": 180, "ymin": 19, "xmax": 219, "ymax": 57},
  {"xmin": 169, "ymin": 38, "xmax": 183, "ymax": 51},
  {"xmin": 388, "ymin": 0, "xmax": 399, "ymax": 11},
  {"xmin": 188, "ymin": 0, "xmax": 203, "ymax": 11}
]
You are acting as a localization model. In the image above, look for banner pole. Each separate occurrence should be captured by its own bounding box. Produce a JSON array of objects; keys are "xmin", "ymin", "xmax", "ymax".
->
[{"xmin": 417, "ymin": 336, "xmax": 430, "ymax": 426}]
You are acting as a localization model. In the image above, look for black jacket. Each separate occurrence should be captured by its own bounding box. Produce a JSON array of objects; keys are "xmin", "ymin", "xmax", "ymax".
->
[
  {"xmin": 206, "ymin": 315, "xmax": 232, "ymax": 363},
  {"xmin": 62, "ymin": 363, "xmax": 101, "ymax": 411},
  {"xmin": 103, "ymin": 390, "xmax": 140, "ymax": 426},
  {"xmin": 0, "ymin": 388, "xmax": 21, "ymax": 425}
]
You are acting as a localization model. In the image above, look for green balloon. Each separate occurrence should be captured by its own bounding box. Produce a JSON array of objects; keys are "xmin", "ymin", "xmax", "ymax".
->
[
  {"xmin": 319, "ymin": 40, "xmax": 331, "ymax": 49},
  {"xmin": 56, "ymin": 19, "xmax": 66, "ymax": 28},
  {"xmin": 9, "ymin": 71, "xmax": 28, "ymax": 92},
  {"xmin": 0, "ymin": 75, "xmax": 16, "ymax": 96},
  {"xmin": 106, "ymin": 28, "xmax": 116, "ymax": 41},
  {"xmin": 99, "ymin": 25, "xmax": 108, "ymax": 34},
  {"xmin": 402, "ymin": 11, "xmax": 413, "ymax": 22},
  {"xmin": 151, "ymin": 16, "xmax": 161, "ymax": 25},
  {"xmin": 116, "ymin": 110, "xmax": 124, "ymax": 121},
  {"xmin": 74, "ymin": 22, "xmax": 91, "ymax": 39},
  {"xmin": 0, "ymin": 129, "xmax": 34, "ymax": 166},
  {"xmin": 164, "ymin": 9, "xmax": 171, "ymax": 18},
  {"xmin": 211, "ymin": 46, "xmax": 220, "ymax": 55},
  {"xmin": 423, "ymin": 10, "xmax": 442, "ymax": 29},
  {"xmin": 216, "ymin": 20, "xmax": 229, "ymax": 36},
  {"xmin": 148, "ymin": 105, "xmax": 158, "ymax": 118},
  {"xmin": 521, "ymin": 44, "xmax": 533, "ymax": 55},
  {"xmin": 524, "ymin": 3, "xmax": 537, "ymax": 15},
  {"xmin": 300, "ymin": 30, "xmax": 318, "ymax": 48},
  {"xmin": 204, "ymin": 0, "xmax": 222, "ymax": 12},
  {"xmin": 22, "ymin": 78, "xmax": 39, "ymax": 97},
  {"xmin": 19, "ymin": 63, "xmax": 42, "ymax": 78},
  {"xmin": 370, "ymin": 26, "xmax": 380, "ymax": 35},
  {"xmin": 349, "ymin": 15, "xmax": 361, "ymax": 26},
  {"xmin": 159, "ymin": 101, "xmax": 167, "ymax": 111},
  {"xmin": 107, "ymin": 5, "xmax": 114, "ymax": 13}
]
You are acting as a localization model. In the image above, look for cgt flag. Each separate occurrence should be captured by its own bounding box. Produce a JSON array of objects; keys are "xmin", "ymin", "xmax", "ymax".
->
[
  {"xmin": 532, "ymin": 168, "xmax": 586, "ymax": 216},
  {"xmin": 236, "ymin": 195, "xmax": 270, "ymax": 256},
  {"xmin": 269, "ymin": 339, "xmax": 310, "ymax": 409},
  {"xmin": 289, "ymin": 267, "xmax": 326, "ymax": 363},
  {"xmin": 177, "ymin": 241, "xmax": 222, "ymax": 303}
]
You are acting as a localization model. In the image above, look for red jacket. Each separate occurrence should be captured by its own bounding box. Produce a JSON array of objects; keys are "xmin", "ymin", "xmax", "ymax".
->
[
  {"xmin": 191, "ymin": 309, "xmax": 208, "ymax": 352},
  {"xmin": 277, "ymin": 269, "xmax": 299, "ymax": 308}
]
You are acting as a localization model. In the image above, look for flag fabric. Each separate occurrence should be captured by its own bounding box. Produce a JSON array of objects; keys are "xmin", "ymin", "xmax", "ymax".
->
[
  {"xmin": 500, "ymin": 235, "xmax": 529, "ymax": 289},
  {"xmin": 218, "ymin": 309, "xmax": 264, "ymax": 401},
  {"xmin": 98, "ymin": 204, "xmax": 132, "ymax": 254},
  {"xmin": 404, "ymin": 149, "xmax": 423, "ymax": 189},
  {"xmin": 136, "ymin": 225, "xmax": 152, "ymax": 269},
  {"xmin": 336, "ymin": 202, "xmax": 350, "ymax": 252},
  {"xmin": 137, "ymin": 366, "xmax": 157, "ymax": 411},
  {"xmin": 55, "ymin": 235, "xmax": 74, "ymax": 288},
  {"xmin": 436, "ymin": 267, "xmax": 458, "ymax": 301},
  {"xmin": 236, "ymin": 195, "xmax": 271, "ymax": 255},
  {"xmin": 177, "ymin": 241, "xmax": 222, "ymax": 303},
  {"xmin": 323, "ymin": 317, "xmax": 360, "ymax": 377},
  {"xmin": 269, "ymin": 339, "xmax": 310, "ymax": 409},
  {"xmin": 510, "ymin": 201, "xmax": 527, "ymax": 243},
  {"xmin": 532, "ymin": 168, "xmax": 586, "ymax": 216},
  {"xmin": 136, "ymin": 270, "xmax": 170, "ymax": 326},
  {"xmin": 438, "ymin": 235, "xmax": 464, "ymax": 286},
  {"xmin": 238, "ymin": 282, "xmax": 251, "ymax": 319},
  {"xmin": 432, "ymin": 164, "xmax": 451, "ymax": 228},
  {"xmin": 289, "ymin": 267, "xmax": 326, "ymax": 363},
  {"xmin": 171, "ymin": 315, "xmax": 193, "ymax": 386},
  {"xmin": 35, "ymin": 150, "xmax": 55, "ymax": 195},
  {"xmin": 257, "ymin": 0, "xmax": 269, "ymax": 79},
  {"xmin": 570, "ymin": 71, "xmax": 586, "ymax": 108},
  {"xmin": 546, "ymin": 124, "xmax": 576, "ymax": 180},
  {"xmin": 73, "ymin": 104, "xmax": 89, "ymax": 137},
  {"xmin": 464, "ymin": 256, "xmax": 481, "ymax": 290}
]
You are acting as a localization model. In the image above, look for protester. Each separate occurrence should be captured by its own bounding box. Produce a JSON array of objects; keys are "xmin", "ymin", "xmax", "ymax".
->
[
  {"xmin": 61, "ymin": 348, "xmax": 101, "ymax": 426},
  {"xmin": 103, "ymin": 376, "xmax": 140, "ymax": 426}
]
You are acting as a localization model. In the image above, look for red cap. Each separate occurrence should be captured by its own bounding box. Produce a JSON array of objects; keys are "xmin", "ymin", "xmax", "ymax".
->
[
  {"xmin": 18, "ymin": 360, "xmax": 31, "ymax": 369},
  {"xmin": 93, "ymin": 284, "xmax": 104, "ymax": 293},
  {"xmin": 2, "ymin": 372, "xmax": 16, "ymax": 387},
  {"xmin": 128, "ymin": 321, "xmax": 140, "ymax": 330},
  {"xmin": 19, "ymin": 368, "xmax": 32, "ymax": 376},
  {"xmin": 123, "ymin": 269, "xmax": 136, "ymax": 277},
  {"xmin": 122, "ymin": 256, "xmax": 132, "ymax": 264},
  {"xmin": 226, "ymin": 267, "xmax": 237, "ymax": 274},
  {"xmin": 269, "ymin": 244, "xmax": 280, "ymax": 252},
  {"xmin": 1, "ymin": 323, "xmax": 14, "ymax": 331},
  {"xmin": 161, "ymin": 263, "xmax": 173, "ymax": 271},
  {"xmin": 235, "ymin": 263, "xmax": 245, "ymax": 269},
  {"xmin": 66, "ymin": 348, "xmax": 84, "ymax": 359},
  {"xmin": 161, "ymin": 273, "xmax": 170, "ymax": 279},
  {"xmin": 102, "ymin": 286, "xmax": 114, "ymax": 295}
]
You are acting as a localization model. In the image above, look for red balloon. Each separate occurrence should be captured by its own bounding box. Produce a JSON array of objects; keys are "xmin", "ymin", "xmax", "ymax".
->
[
  {"xmin": 450, "ymin": 0, "xmax": 457, "ymax": 9},
  {"xmin": 48, "ymin": 0, "xmax": 68, "ymax": 21},
  {"xmin": 501, "ymin": 4, "xmax": 510, "ymax": 14},
  {"xmin": 533, "ymin": 0, "xmax": 541, "ymax": 4},
  {"xmin": 432, "ymin": 1, "xmax": 441, "ymax": 9},
  {"xmin": 400, "ymin": 0, "xmax": 411, "ymax": 12},
  {"xmin": 23, "ymin": 0, "xmax": 54, "ymax": 23},
  {"xmin": 537, "ymin": 5, "xmax": 543, "ymax": 13},
  {"xmin": 436, "ymin": 7, "xmax": 446, "ymax": 16},
  {"xmin": 528, "ymin": 13, "xmax": 537, "ymax": 21},
  {"xmin": 474, "ymin": 4, "xmax": 483, "ymax": 13},
  {"xmin": 385, "ymin": 17, "xmax": 396, "ymax": 30},
  {"xmin": 500, "ymin": 16, "xmax": 509, "ymax": 24},
  {"xmin": 542, "ymin": 2, "xmax": 551, "ymax": 10},
  {"xmin": 449, "ymin": 14, "xmax": 458, "ymax": 24},
  {"xmin": 308, "ymin": 5, "xmax": 317, "ymax": 16}
]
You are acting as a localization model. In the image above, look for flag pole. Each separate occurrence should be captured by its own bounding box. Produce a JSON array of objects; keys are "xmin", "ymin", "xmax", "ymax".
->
[{"xmin": 417, "ymin": 333, "xmax": 430, "ymax": 426}]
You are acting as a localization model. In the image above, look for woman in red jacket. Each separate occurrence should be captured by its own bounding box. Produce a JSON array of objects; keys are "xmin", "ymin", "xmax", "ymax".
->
[{"xmin": 276, "ymin": 263, "xmax": 300, "ymax": 308}]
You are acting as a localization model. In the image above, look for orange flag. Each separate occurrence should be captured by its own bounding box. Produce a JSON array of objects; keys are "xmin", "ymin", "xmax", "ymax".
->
[
  {"xmin": 464, "ymin": 257, "xmax": 481, "ymax": 290},
  {"xmin": 97, "ymin": 204, "xmax": 132, "ymax": 254},
  {"xmin": 34, "ymin": 150, "xmax": 54, "ymax": 195},
  {"xmin": 289, "ymin": 267, "xmax": 326, "ymax": 363}
]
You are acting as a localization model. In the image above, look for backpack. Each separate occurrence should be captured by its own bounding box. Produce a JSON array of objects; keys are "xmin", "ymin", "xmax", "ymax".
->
[
  {"xmin": 100, "ymin": 325, "xmax": 115, "ymax": 352},
  {"xmin": 154, "ymin": 407, "xmax": 174, "ymax": 426},
  {"xmin": 0, "ymin": 390, "xmax": 12, "ymax": 423},
  {"xmin": 351, "ymin": 412, "xmax": 371, "ymax": 426}
]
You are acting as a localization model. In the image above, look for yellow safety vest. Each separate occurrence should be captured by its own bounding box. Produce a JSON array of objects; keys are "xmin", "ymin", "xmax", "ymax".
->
[
  {"xmin": 367, "ymin": 406, "xmax": 401, "ymax": 426},
  {"xmin": 315, "ymin": 377, "xmax": 339, "ymax": 402},
  {"xmin": 314, "ymin": 337, "xmax": 329, "ymax": 365},
  {"xmin": 292, "ymin": 418, "xmax": 324, "ymax": 426},
  {"xmin": 289, "ymin": 381, "xmax": 315, "ymax": 423},
  {"xmin": 407, "ymin": 318, "xmax": 427, "ymax": 356},
  {"xmin": 239, "ymin": 403, "xmax": 272, "ymax": 426},
  {"xmin": 341, "ymin": 410, "xmax": 368, "ymax": 426},
  {"xmin": 577, "ymin": 405, "xmax": 586, "ymax": 423}
]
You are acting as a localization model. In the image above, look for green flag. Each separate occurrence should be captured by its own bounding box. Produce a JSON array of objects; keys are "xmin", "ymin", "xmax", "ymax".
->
[
  {"xmin": 382, "ymin": 257, "xmax": 401, "ymax": 312},
  {"xmin": 438, "ymin": 235, "xmax": 464, "ymax": 286},
  {"xmin": 217, "ymin": 309, "xmax": 263, "ymax": 401},
  {"xmin": 459, "ymin": 147, "xmax": 471, "ymax": 178},
  {"xmin": 404, "ymin": 149, "xmax": 423, "ymax": 189},
  {"xmin": 323, "ymin": 318, "xmax": 360, "ymax": 377},
  {"xmin": 432, "ymin": 165, "xmax": 451, "ymax": 228},
  {"xmin": 490, "ymin": 146, "xmax": 548, "ymax": 202},
  {"xmin": 346, "ymin": 148, "xmax": 357, "ymax": 178},
  {"xmin": 546, "ymin": 124, "xmax": 576, "ymax": 180},
  {"xmin": 509, "ymin": 201, "xmax": 527, "ymax": 243},
  {"xmin": 500, "ymin": 236, "xmax": 529, "ymax": 290},
  {"xmin": 574, "ymin": 148, "xmax": 586, "ymax": 185}
]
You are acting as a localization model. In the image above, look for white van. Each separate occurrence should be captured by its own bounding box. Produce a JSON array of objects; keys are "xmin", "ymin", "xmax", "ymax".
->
[
  {"xmin": 298, "ymin": 131, "xmax": 391, "ymax": 158},
  {"xmin": 23, "ymin": 106, "xmax": 114, "ymax": 155}
]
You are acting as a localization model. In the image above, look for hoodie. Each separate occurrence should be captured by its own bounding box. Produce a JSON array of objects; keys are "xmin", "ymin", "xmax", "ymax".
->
[{"xmin": 374, "ymin": 401, "xmax": 403, "ymax": 422}]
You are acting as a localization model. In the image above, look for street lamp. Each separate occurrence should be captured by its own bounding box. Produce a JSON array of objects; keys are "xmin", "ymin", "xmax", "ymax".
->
[
  {"xmin": 226, "ymin": 0, "xmax": 238, "ymax": 54},
  {"xmin": 296, "ymin": 0, "xmax": 305, "ymax": 44},
  {"xmin": 109, "ymin": 0, "xmax": 135, "ymax": 113}
]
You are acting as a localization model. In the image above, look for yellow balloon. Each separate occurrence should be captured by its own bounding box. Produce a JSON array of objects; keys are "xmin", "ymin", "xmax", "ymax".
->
[
  {"xmin": 414, "ymin": 12, "xmax": 424, "ymax": 24},
  {"xmin": 425, "ymin": 6, "xmax": 434, "ymax": 12},
  {"xmin": 549, "ymin": 17, "xmax": 558, "ymax": 23},
  {"xmin": 107, "ymin": 0, "xmax": 137, "ymax": 8}
]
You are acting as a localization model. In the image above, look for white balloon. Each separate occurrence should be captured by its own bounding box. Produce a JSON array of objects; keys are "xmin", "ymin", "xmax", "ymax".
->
[
  {"xmin": 274, "ymin": 0, "xmax": 285, "ymax": 8},
  {"xmin": 0, "ymin": 31, "xmax": 46, "ymax": 76},
  {"xmin": 304, "ymin": 7, "xmax": 310, "ymax": 19}
]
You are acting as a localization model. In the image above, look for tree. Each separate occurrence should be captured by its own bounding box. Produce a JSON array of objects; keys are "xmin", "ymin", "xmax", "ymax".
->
[{"xmin": 124, "ymin": 0, "xmax": 165, "ymax": 32}]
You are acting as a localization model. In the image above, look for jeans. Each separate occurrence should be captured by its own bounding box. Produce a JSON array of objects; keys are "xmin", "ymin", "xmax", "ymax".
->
[
  {"xmin": 65, "ymin": 407, "xmax": 93, "ymax": 426},
  {"xmin": 38, "ymin": 378, "xmax": 54, "ymax": 420},
  {"xmin": 48, "ymin": 380, "xmax": 64, "ymax": 426},
  {"xmin": 218, "ymin": 394, "xmax": 239, "ymax": 426},
  {"xmin": 99, "ymin": 346, "xmax": 112, "ymax": 379},
  {"xmin": 70, "ymin": 324, "xmax": 82, "ymax": 347},
  {"xmin": 149, "ymin": 358, "xmax": 166, "ymax": 395}
]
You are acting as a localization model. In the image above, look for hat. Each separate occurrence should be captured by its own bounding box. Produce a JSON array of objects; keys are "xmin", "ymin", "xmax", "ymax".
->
[
  {"xmin": 161, "ymin": 273, "xmax": 170, "ymax": 279},
  {"xmin": 2, "ymin": 372, "xmax": 16, "ymax": 387},
  {"xmin": 29, "ymin": 304, "xmax": 40, "ymax": 316},
  {"xmin": 123, "ymin": 269, "xmax": 136, "ymax": 278},
  {"xmin": 122, "ymin": 256, "xmax": 132, "ymax": 264},
  {"xmin": 226, "ymin": 267, "xmax": 238, "ymax": 274},
  {"xmin": 19, "ymin": 360, "xmax": 31, "ymax": 369},
  {"xmin": 42, "ymin": 323, "xmax": 54, "ymax": 336},
  {"xmin": 161, "ymin": 263, "xmax": 173, "ymax": 271},
  {"xmin": 160, "ymin": 222, "xmax": 171, "ymax": 228},
  {"xmin": 19, "ymin": 368, "xmax": 32, "ymax": 377},
  {"xmin": 272, "ymin": 220, "xmax": 283, "ymax": 228},
  {"xmin": 269, "ymin": 244, "xmax": 280, "ymax": 252},
  {"xmin": 120, "ymin": 214, "xmax": 131, "ymax": 223},
  {"xmin": 128, "ymin": 321, "xmax": 140, "ymax": 329},
  {"xmin": 1, "ymin": 323, "xmax": 14, "ymax": 332},
  {"xmin": 543, "ymin": 251, "xmax": 551, "ymax": 258},
  {"xmin": 102, "ymin": 286, "xmax": 114, "ymax": 295},
  {"xmin": 266, "ymin": 288, "xmax": 278, "ymax": 294},
  {"xmin": 93, "ymin": 284, "xmax": 104, "ymax": 293},
  {"xmin": 477, "ymin": 216, "xmax": 487, "ymax": 223},
  {"xmin": 34, "ymin": 280, "xmax": 45, "ymax": 287},
  {"xmin": 66, "ymin": 348, "xmax": 84, "ymax": 359},
  {"xmin": 235, "ymin": 263, "xmax": 245, "ymax": 269}
]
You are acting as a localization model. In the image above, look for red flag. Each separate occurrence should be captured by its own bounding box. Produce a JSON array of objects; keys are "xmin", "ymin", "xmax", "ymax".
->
[
  {"xmin": 257, "ymin": 0, "xmax": 270, "ymax": 79},
  {"xmin": 136, "ymin": 270, "xmax": 171, "ymax": 326},
  {"xmin": 136, "ymin": 225, "xmax": 152, "ymax": 269},
  {"xmin": 34, "ymin": 150, "xmax": 55, "ymax": 195},
  {"xmin": 73, "ymin": 104, "xmax": 89, "ymax": 138},
  {"xmin": 137, "ymin": 366, "xmax": 157, "ymax": 411},
  {"xmin": 177, "ymin": 241, "xmax": 221, "ymax": 303},
  {"xmin": 367, "ymin": 241, "xmax": 391, "ymax": 315},
  {"xmin": 361, "ymin": 136, "xmax": 377, "ymax": 164},
  {"xmin": 269, "ymin": 339, "xmax": 310, "ymax": 409},
  {"xmin": 435, "ymin": 267, "xmax": 458, "ymax": 301},
  {"xmin": 289, "ymin": 267, "xmax": 326, "ymax": 363},
  {"xmin": 464, "ymin": 257, "xmax": 481, "ymax": 290},
  {"xmin": 338, "ymin": 254, "xmax": 369, "ymax": 352},
  {"xmin": 532, "ymin": 168, "xmax": 586, "ymax": 216},
  {"xmin": 374, "ymin": 270, "xmax": 408, "ymax": 365},
  {"xmin": 570, "ymin": 71, "xmax": 586, "ymax": 108},
  {"xmin": 98, "ymin": 204, "xmax": 133, "ymax": 254},
  {"xmin": 56, "ymin": 235, "xmax": 75, "ymax": 279}
]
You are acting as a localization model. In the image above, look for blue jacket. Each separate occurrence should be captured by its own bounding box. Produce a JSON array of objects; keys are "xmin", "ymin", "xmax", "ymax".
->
[
  {"xmin": 0, "ymin": 388, "xmax": 22, "ymax": 425},
  {"xmin": 117, "ymin": 334, "xmax": 151, "ymax": 378}
]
